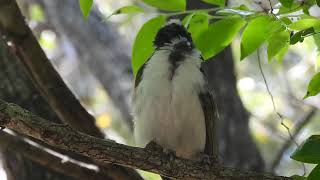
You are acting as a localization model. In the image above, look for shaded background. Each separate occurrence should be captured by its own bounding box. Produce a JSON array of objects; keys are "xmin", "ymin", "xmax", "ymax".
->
[{"xmin": 0, "ymin": 0, "xmax": 319, "ymax": 179}]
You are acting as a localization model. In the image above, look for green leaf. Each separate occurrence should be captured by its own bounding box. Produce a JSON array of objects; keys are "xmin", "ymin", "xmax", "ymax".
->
[
  {"xmin": 291, "ymin": 135, "xmax": 320, "ymax": 163},
  {"xmin": 308, "ymin": 164, "xmax": 320, "ymax": 180},
  {"xmin": 278, "ymin": 2, "xmax": 302, "ymax": 14},
  {"xmin": 183, "ymin": 13, "xmax": 209, "ymax": 41},
  {"xmin": 106, "ymin": 5, "xmax": 144, "ymax": 20},
  {"xmin": 182, "ymin": 13, "xmax": 195, "ymax": 28},
  {"xmin": 196, "ymin": 17, "xmax": 245, "ymax": 60},
  {"xmin": 201, "ymin": 0, "xmax": 225, "ymax": 6},
  {"xmin": 314, "ymin": 34, "xmax": 320, "ymax": 54},
  {"xmin": 79, "ymin": 0, "xmax": 93, "ymax": 18},
  {"xmin": 291, "ymin": 175, "xmax": 307, "ymax": 180},
  {"xmin": 114, "ymin": 5, "xmax": 144, "ymax": 15},
  {"xmin": 280, "ymin": 17, "xmax": 292, "ymax": 25},
  {"xmin": 290, "ymin": 30, "xmax": 304, "ymax": 45},
  {"xmin": 142, "ymin": 0, "xmax": 186, "ymax": 11},
  {"xmin": 240, "ymin": 15, "xmax": 274, "ymax": 60},
  {"xmin": 289, "ymin": 19, "xmax": 320, "ymax": 30},
  {"xmin": 304, "ymin": 73, "xmax": 320, "ymax": 98},
  {"xmin": 29, "ymin": 4, "xmax": 45, "ymax": 22},
  {"xmin": 279, "ymin": 0, "xmax": 294, "ymax": 8},
  {"xmin": 268, "ymin": 30, "xmax": 290, "ymax": 62},
  {"xmin": 317, "ymin": 0, "xmax": 320, "ymax": 7},
  {"xmin": 132, "ymin": 16, "xmax": 166, "ymax": 76},
  {"xmin": 275, "ymin": 44, "xmax": 289, "ymax": 62}
]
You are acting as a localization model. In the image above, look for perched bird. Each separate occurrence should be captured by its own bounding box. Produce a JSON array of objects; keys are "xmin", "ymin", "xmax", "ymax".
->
[{"xmin": 132, "ymin": 19, "xmax": 217, "ymax": 160}]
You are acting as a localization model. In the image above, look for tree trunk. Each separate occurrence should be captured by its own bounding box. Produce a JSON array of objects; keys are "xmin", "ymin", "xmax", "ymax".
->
[
  {"xmin": 0, "ymin": 35, "xmax": 72, "ymax": 180},
  {"xmin": 39, "ymin": 0, "xmax": 134, "ymax": 129}
]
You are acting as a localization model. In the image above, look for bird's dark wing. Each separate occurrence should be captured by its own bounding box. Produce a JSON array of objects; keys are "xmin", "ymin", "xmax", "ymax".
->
[
  {"xmin": 134, "ymin": 63, "xmax": 146, "ymax": 88},
  {"xmin": 199, "ymin": 67, "xmax": 219, "ymax": 157},
  {"xmin": 134, "ymin": 54, "xmax": 154, "ymax": 88}
]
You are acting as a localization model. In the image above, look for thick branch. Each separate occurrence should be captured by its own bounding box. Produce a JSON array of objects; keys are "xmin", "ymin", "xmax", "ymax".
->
[
  {"xmin": 0, "ymin": 99, "xmax": 291, "ymax": 180},
  {"xmin": 0, "ymin": 0, "xmax": 103, "ymax": 138},
  {"xmin": 0, "ymin": 130, "xmax": 109, "ymax": 180}
]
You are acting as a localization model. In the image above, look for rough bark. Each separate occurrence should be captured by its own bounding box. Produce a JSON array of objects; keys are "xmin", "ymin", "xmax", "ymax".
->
[
  {"xmin": 0, "ymin": 130, "xmax": 110, "ymax": 180},
  {"xmin": 0, "ymin": 99, "xmax": 292, "ymax": 180}
]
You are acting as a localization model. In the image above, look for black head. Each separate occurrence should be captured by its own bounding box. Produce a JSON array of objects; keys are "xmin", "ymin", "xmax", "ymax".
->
[{"xmin": 154, "ymin": 20, "xmax": 193, "ymax": 48}]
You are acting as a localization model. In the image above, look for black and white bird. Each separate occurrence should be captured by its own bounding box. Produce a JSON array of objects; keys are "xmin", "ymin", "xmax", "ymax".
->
[{"xmin": 132, "ymin": 19, "xmax": 217, "ymax": 159}]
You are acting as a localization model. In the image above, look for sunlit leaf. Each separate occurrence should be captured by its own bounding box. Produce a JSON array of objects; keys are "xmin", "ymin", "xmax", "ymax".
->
[
  {"xmin": 304, "ymin": 73, "xmax": 320, "ymax": 98},
  {"xmin": 280, "ymin": 17, "xmax": 292, "ymax": 25},
  {"xmin": 113, "ymin": 5, "xmax": 143, "ymax": 15},
  {"xmin": 183, "ymin": 13, "xmax": 209, "ymax": 41},
  {"xmin": 289, "ymin": 19, "xmax": 320, "ymax": 30},
  {"xmin": 278, "ymin": 2, "xmax": 302, "ymax": 14},
  {"xmin": 308, "ymin": 164, "xmax": 320, "ymax": 180},
  {"xmin": 279, "ymin": 0, "xmax": 294, "ymax": 8},
  {"xmin": 291, "ymin": 135, "xmax": 320, "ymax": 163},
  {"xmin": 240, "ymin": 15, "xmax": 274, "ymax": 60},
  {"xmin": 196, "ymin": 17, "xmax": 245, "ymax": 60},
  {"xmin": 275, "ymin": 44, "xmax": 289, "ymax": 62},
  {"xmin": 142, "ymin": 0, "xmax": 186, "ymax": 11},
  {"xmin": 132, "ymin": 16, "xmax": 166, "ymax": 76},
  {"xmin": 29, "ymin": 4, "xmax": 45, "ymax": 22},
  {"xmin": 106, "ymin": 5, "xmax": 144, "ymax": 20},
  {"xmin": 268, "ymin": 30, "xmax": 290, "ymax": 62},
  {"xmin": 96, "ymin": 113, "xmax": 112, "ymax": 129},
  {"xmin": 79, "ymin": 0, "xmax": 93, "ymax": 18},
  {"xmin": 182, "ymin": 13, "xmax": 195, "ymax": 28},
  {"xmin": 202, "ymin": 0, "xmax": 225, "ymax": 6}
]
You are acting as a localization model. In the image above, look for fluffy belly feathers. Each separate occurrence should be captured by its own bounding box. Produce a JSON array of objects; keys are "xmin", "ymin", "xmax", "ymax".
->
[{"xmin": 132, "ymin": 51, "xmax": 206, "ymax": 158}]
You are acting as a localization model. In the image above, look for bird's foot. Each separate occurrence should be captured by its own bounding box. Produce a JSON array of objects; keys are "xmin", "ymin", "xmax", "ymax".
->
[
  {"xmin": 196, "ymin": 153, "xmax": 219, "ymax": 169},
  {"xmin": 145, "ymin": 141, "xmax": 163, "ymax": 152},
  {"xmin": 163, "ymin": 148, "xmax": 176, "ymax": 162}
]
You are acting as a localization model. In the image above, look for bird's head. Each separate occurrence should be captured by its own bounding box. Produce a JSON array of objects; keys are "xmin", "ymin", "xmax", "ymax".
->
[{"xmin": 153, "ymin": 19, "xmax": 194, "ymax": 53}]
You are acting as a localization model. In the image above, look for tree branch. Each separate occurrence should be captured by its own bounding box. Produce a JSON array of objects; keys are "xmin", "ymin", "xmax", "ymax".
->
[
  {"xmin": 0, "ymin": 99, "xmax": 291, "ymax": 180},
  {"xmin": 0, "ymin": 0, "xmax": 103, "ymax": 138},
  {"xmin": 0, "ymin": 130, "xmax": 110, "ymax": 180}
]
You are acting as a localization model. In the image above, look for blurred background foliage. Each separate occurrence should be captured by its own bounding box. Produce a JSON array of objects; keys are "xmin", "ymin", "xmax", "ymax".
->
[{"xmin": 8, "ymin": 0, "xmax": 320, "ymax": 179}]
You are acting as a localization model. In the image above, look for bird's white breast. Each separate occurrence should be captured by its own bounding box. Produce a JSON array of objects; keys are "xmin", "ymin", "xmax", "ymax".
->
[{"xmin": 132, "ymin": 49, "xmax": 206, "ymax": 158}]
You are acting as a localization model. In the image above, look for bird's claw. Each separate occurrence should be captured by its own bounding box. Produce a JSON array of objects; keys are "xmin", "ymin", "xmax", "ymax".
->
[
  {"xmin": 145, "ymin": 141, "xmax": 163, "ymax": 152},
  {"xmin": 197, "ymin": 153, "xmax": 219, "ymax": 169},
  {"xmin": 163, "ymin": 149, "xmax": 176, "ymax": 161}
]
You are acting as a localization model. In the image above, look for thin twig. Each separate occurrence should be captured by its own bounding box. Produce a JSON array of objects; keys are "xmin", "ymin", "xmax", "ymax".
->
[
  {"xmin": 256, "ymin": 49, "xmax": 306, "ymax": 175},
  {"xmin": 270, "ymin": 108, "xmax": 317, "ymax": 172}
]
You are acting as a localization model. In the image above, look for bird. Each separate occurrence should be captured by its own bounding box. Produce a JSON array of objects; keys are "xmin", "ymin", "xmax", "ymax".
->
[{"xmin": 132, "ymin": 19, "xmax": 217, "ymax": 160}]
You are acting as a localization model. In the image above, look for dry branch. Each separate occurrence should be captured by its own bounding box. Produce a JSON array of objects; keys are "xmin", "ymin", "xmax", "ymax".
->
[{"xmin": 0, "ymin": 99, "xmax": 292, "ymax": 180}]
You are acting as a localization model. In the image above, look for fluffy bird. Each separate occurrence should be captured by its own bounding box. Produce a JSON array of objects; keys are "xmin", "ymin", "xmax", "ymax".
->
[{"xmin": 132, "ymin": 19, "xmax": 216, "ymax": 159}]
